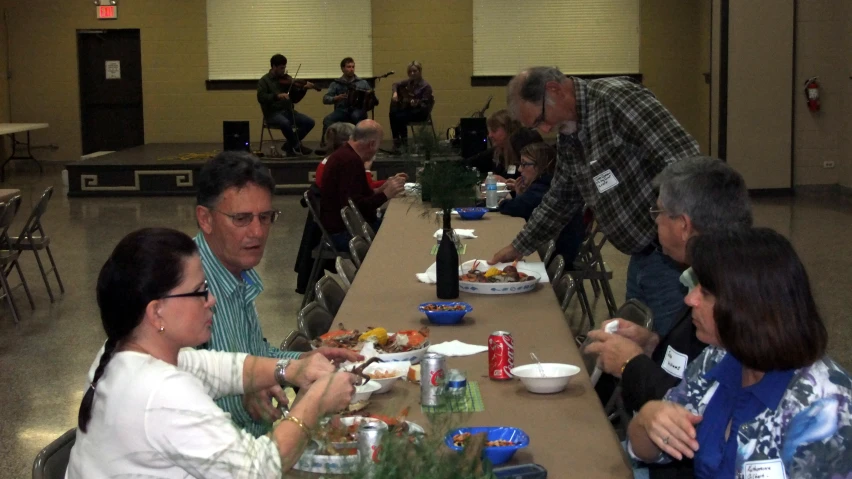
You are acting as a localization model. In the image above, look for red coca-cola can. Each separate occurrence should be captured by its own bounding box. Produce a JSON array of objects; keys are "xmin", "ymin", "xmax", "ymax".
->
[{"xmin": 488, "ymin": 331, "xmax": 514, "ymax": 380}]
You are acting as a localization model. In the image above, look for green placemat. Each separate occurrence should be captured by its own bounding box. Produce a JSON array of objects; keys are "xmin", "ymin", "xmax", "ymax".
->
[
  {"xmin": 422, "ymin": 381, "xmax": 484, "ymax": 413},
  {"xmin": 430, "ymin": 244, "xmax": 467, "ymax": 255}
]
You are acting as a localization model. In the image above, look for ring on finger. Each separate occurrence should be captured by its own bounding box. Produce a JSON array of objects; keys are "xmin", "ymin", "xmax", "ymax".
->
[{"xmin": 663, "ymin": 436, "xmax": 670, "ymax": 445}]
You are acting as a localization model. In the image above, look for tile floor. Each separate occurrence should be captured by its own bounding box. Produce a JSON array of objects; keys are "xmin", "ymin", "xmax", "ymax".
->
[{"xmin": 0, "ymin": 166, "xmax": 849, "ymax": 478}]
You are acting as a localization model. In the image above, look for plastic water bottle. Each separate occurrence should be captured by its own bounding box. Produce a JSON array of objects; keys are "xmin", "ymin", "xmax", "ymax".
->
[{"xmin": 485, "ymin": 171, "xmax": 498, "ymax": 208}]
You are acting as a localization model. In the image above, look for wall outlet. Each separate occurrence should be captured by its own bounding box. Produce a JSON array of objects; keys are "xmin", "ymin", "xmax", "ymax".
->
[{"xmin": 823, "ymin": 161, "xmax": 836, "ymax": 169}]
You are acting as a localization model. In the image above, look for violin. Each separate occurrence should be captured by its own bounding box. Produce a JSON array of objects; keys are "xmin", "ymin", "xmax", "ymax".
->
[{"xmin": 278, "ymin": 73, "xmax": 321, "ymax": 105}]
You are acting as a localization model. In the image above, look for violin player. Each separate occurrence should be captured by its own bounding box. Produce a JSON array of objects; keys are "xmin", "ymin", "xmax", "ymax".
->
[
  {"xmin": 389, "ymin": 61, "xmax": 434, "ymax": 154},
  {"xmin": 321, "ymin": 57, "xmax": 372, "ymax": 146},
  {"xmin": 257, "ymin": 54, "xmax": 316, "ymax": 156}
]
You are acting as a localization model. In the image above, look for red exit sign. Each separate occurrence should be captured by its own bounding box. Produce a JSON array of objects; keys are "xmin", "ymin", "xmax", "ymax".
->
[{"xmin": 97, "ymin": 5, "xmax": 118, "ymax": 20}]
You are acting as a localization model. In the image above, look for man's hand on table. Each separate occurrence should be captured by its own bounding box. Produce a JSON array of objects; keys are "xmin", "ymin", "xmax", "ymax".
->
[
  {"xmin": 243, "ymin": 385, "xmax": 289, "ymax": 423},
  {"xmin": 303, "ymin": 347, "xmax": 364, "ymax": 366},
  {"xmin": 488, "ymin": 244, "xmax": 523, "ymax": 265},
  {"xmin": 600, "ymin": 319, "xmax": 660, "ymax": 356},
  {"xmin": 584, "ymin": 330, "xmax": 644, "ymax": 378},
  {"xmin": 383, "ymin": 177, "xmax": 406, "ymax": 198}
]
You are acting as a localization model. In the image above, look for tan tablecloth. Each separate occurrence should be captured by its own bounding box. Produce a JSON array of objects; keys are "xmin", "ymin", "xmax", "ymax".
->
[
  {"xmin": 291, "ymin": 199, "xmax": 631, "ymax": 478},
  {"xmin": 0, "ymin": 188, "xmax": 21, "ymax": 204}
]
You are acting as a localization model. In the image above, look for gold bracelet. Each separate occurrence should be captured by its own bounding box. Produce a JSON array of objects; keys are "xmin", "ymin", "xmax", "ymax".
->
[
  {"xmin": 620, "ymin": 356, "xmax": 637, "ymax": 376},
  {"xmin": 285, "ymin": 415, "xmax": 312, "ymax": 439}
]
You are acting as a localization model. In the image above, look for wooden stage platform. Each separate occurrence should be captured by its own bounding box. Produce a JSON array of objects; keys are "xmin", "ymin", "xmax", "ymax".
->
[{"xmin": 65, "ymin": 143, "xmax": 437, "ymax": 197}]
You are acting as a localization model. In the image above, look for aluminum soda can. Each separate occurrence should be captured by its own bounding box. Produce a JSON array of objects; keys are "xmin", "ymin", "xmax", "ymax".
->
[
  {"xmin": 420, "ymin": 351, "xmax": 447, "ymax": 406},
  {"xmin": 446, "ymin": 368, "xmax": 467, "ymax": 396},
  {"xmin": 357, "ymin": 421, "xmax": 388, "ymax": 474},
  {"xmin": 488, "ymin": 331, "xmax": 515, "ymax": 380}
]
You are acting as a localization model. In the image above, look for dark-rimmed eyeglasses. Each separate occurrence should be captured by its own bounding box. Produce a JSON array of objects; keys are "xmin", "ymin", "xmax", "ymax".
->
[
  {"xmin": 530, "ymin": 94, "xmax": 548, "ymax": 130},
  {"xmin": 518, "ymin": 161, "xmax": 537, "ymax": 170},
  {"xmin": 162, "ymin": 280, "xmax": 209, "ymax": 301},
  {"xmin": 214, "ymin": 209, "xmax": 280, "ymax": 227}
]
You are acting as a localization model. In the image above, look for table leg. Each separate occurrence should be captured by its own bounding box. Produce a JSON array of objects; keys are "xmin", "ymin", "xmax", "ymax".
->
[{"xmin": 1, "ymin": 131, "xmax": 43, "ymax": 182}]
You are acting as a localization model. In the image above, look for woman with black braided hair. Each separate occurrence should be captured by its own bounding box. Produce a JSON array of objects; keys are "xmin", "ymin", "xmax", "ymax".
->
[{"xmin": 67, "ymin": 228, "xmax": 359, "ymax": 477}]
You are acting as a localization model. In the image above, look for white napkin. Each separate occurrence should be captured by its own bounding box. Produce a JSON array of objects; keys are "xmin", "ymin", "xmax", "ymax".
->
[
  {"xmin": 433, "ymin": 229, "xmax": 477, "ymax": 240},
  {"xmin": 428, "ymin": 340, "xmax": 489, "ymax": 357}
]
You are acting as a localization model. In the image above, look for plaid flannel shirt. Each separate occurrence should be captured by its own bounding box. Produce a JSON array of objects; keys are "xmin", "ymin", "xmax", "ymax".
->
[{"xmin": 513, "ymin": 77, "xmax": 700, "ymax": 256}]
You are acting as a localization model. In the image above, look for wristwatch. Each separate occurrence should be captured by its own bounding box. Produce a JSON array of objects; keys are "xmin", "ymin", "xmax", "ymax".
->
[{"xmin": 274, "ymin": 358, "xmax": 292, "ymax": 387}]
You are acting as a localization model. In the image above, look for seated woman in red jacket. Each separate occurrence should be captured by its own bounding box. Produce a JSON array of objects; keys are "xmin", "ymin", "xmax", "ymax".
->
[
  {"xmin": 316, "ymin": 122, "xmax": 388, "ymax": 190},
  {"xmin": 318, "ymin": 120, "xmax": 406, "ymax": 251}
]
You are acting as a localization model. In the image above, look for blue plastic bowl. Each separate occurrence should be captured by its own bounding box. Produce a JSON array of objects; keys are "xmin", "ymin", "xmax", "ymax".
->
[
  {"xmin": 445, "ymin": 427, "xmax": 530, "ymax": 466},
  {"xmin": 418, "ymin": 302, "xmax": 473, "ymax": 325},
  {"xmin": 455, "ymin": 207, "xmax": 488, "ymax": 220}
]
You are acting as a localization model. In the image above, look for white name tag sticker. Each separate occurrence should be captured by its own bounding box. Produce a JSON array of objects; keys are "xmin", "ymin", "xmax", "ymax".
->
[
  {"xmin": 743, "ymin": 459, "xmax": 785, "ymax": 479},
  {"xmin": 661, "ymin": 346, "xmax": 688, "ymax": 379},
  {"xmin": 593, "ymin": 169, "xmax": 619, "ymax": 193},
  {"xmin": 507, "ymin": 165, "xmax": 517, "ymax": 175}
]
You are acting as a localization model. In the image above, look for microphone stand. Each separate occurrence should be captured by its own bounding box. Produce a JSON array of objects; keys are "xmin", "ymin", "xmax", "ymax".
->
[{"xmin": 370, "ymin": 71, "xmax": 395, "ymax": 120}]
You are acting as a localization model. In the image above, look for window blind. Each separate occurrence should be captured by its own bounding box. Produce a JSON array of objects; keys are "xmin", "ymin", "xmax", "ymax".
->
[
  {"xmin": 207, "ymin": 0, "xmax": 373, "ymax": 80},
  {"xmin": 473, "ymin": 0, "xmax": 640, "ymax": 76}
]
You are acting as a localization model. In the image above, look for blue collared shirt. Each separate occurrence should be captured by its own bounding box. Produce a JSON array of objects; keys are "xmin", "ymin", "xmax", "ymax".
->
[
  {"xmin": 695, "ymin": 354, "xmax": 795, "ymax": 478},
  {"xmin": 194, "ymin": 232, "xmax": 301, "ymax": 437}
]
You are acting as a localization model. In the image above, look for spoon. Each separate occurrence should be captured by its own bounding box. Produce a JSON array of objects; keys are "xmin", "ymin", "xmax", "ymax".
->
[{"xmin": 530, "ymin": 352, "xmax": 547, "ymax": 378}]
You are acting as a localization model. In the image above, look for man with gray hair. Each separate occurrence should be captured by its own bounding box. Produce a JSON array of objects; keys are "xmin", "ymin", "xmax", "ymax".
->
[
  {"xmin": 319, "ymin": 119, "xmax": 405, "ymax": 250},
  {"xmin": 490, "ymin": 67, "xmax": 700, "ymax": 336},
  {"xmin": 585, "ymin": 157, "xmax": 751, "ymax": 478}
]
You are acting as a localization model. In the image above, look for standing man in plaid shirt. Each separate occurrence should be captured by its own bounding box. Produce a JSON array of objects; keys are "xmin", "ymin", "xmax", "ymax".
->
[{"xmin": 490, "ymin": 67, "xmax": 700, "ymax": 336}]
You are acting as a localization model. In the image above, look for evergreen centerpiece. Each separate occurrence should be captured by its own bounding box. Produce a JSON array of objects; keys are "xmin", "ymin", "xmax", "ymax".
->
[{"xmin": 415, "ymin": 160, "xmax": 479, "ymax": 299}]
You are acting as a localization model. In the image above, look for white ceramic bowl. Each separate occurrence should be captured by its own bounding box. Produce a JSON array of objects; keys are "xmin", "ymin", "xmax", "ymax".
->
[
  {"xmin": 510, "ymin": 363, "xmax": 581, "ymax": 394},
  {"xmin": 362, "ymin": 361, "xmax": 409, "ymax": 394},
  {"xmin": 350, "ymin": 380, "xmax": 382, "ymax": 404}
]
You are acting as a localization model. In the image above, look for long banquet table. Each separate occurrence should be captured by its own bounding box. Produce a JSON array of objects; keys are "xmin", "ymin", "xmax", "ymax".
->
[{"xmin": 293, "ymin": 199, "xmax": 631, "ymax": 477}]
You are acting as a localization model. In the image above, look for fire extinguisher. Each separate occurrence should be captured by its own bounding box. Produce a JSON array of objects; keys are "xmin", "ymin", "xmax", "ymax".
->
[{"xmin": 804, "ymin": 77, "xmax": 820, "ymax": 112}]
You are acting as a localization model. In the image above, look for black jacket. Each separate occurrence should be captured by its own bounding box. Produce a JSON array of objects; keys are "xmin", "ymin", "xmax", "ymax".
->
[{"xmin": 622, "ymin": 306, "xmax": 707, "ymax": 479}]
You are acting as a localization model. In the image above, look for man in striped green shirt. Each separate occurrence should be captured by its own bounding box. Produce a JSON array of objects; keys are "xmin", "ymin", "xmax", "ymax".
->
[{"xmin": 194, "ymin": 151, "xmax": 359, "ymax": 437}]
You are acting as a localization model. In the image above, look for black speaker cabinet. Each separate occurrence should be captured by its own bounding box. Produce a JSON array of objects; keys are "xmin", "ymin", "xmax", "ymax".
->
[
  {"xmin": 223, "ymin": 121, "xmax": 251, "ymax": 152},
  {"xmin": 459, "ymin": 117, "xmax": 488, "ymax": 158}
]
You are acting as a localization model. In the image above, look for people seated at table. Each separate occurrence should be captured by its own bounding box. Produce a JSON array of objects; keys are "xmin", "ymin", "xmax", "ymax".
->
[
  {"xmin": 195, "ymin": 151, "xmax": 361, "ymax": 437},
  {"xmin": 257, "ymin": 54, "xmax": 315, "ymax": 156},
  {"xmin": 319, "ymin": 120, "xmax": 406, "ymax": 251},
  {"xmin": 389, "ymin": 61, "xmax": 434, "ymax": 154},
  {"xmin": 463, "ymin": 109, "xmax": 534, "ymax": 181},
  {"xmin": 490, "ymin": 67, "xmax": 701, "ymax": 338},
  {"xmin": 584, "ymin": 156, "xmax": 752, "ymax": 478},
  {"xmin": 322, "ymin": 57, "xmax": 372, "ymax": 146},
  {"xmin": 315, "ymin": 122, "xmax": 386, "ymax": 190},
  {"xmin": 627, "ymin": 227, "xmax": 852, "ymax": 478},
  {"xmin": 497, "ymin": 141, "xmax": 585, "ymax": 264},
  {"xmin": 66, "ymin": 227, "xmax": 359, "ymax": 477}
]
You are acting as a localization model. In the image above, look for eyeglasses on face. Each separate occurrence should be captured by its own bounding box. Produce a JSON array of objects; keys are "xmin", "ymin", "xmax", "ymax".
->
[
  {"xmin": 162, "ymin": 280, "xmax": 210, "ymax": 301},
  {"xmin": 214, "ymin": 209, "xmax": 280, "ymax": 227},
  {"xmin": 518, "ymin": 161, "xmax": 537, "ymax": 169},
  {"xmin": 530, "ymin": 94, "xmax": 548, "ymax": 129}
]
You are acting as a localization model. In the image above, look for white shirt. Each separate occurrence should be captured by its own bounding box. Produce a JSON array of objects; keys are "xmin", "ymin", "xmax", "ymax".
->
[{"xmin": 66, "ymin": 349, "xmax": 283, "ymax": 478}]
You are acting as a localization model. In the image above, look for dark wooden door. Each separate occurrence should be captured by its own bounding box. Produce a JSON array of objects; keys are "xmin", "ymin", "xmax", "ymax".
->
[{"xmin": 77, "ymin": 29, "xmax": 144, "ymax": 154}]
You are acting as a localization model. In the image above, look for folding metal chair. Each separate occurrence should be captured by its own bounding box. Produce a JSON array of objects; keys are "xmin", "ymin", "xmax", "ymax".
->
[
  {"xmin": 32, "ymin": 428, "xmax": 76, "ymax": 479},
  {"xmin": 538, "ymin": 239, "xmax": 556, "ymax": 267},
  {"xmin": 302, "ymin": 189, "xmax": 350, "ymax": 308},
  {"xmin": 315, "ymin": 273, "xmax": 347, "ymax": 317},
  {"xmin": 280, "ymin": 329, "xmax": 313, "ymax": 352},
  {"xmin": 347, "ymin": 197, "xmax": 375, "ymax": 242},
  {"xmin": 7, "ymin": 187, "xmax": 65, "ymax": 302},
  {"xmin": 349, "ymin": 236, "xmax": 370, "ymax": 269},
  {"xmin": 335, "ymin": 256, "xmax": 358, "ymax": 289},
  {"xmin": 297, "ymin": 301, "xmax": 335, "ymax": 340},
  {"xmin": 0, "ymin": 197, "xmax": 35, "ymax": 323},
  {"xmin": 546, "ymin": 254, "xmax": 566, "ymax": 286},
  {"xmin": 341, "ymin": 206, "xmax": 372, "ymax": 245}
]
